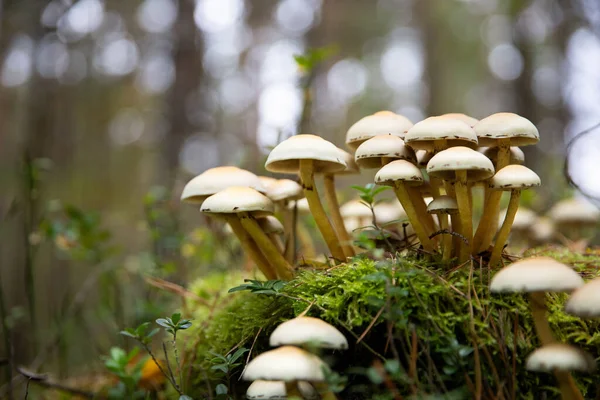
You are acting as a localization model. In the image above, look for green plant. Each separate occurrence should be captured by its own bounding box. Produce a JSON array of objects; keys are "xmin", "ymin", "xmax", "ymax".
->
[
  {"xmin": 209, "ymin": 348, "xmax": 249, "ymax": 400},
  {"xmin": 103, "ymin": 347, "xmax": 147, "ymax": 399}
]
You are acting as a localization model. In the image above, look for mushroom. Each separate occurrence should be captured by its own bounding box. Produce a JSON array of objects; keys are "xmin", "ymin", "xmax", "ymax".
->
[
  {"xmin": 181, "ymin": 166, "xmax": 266, "ymax": 205},
  {"xmin": 340, "ymin": 199, "xmax": 375, "ymax": 231},
  {"xmin": 531, "ymin": 216, "xmax": 555, "ymax": 246},
  {"xmin": 497, "ymin": 206, "xmax": 537, "ymax": 251},
  {"xmin": 405, "ymin": 116, "xmax": 479, "ymax": 199},
  {"xmin": 267, "ymin": 179, "xmax": 304, "ymax": 263},
  {"xmin": 258, "ymin": 216, "xmax": 286, "ymax": 254},
  {"xmin": 526, "ymin": 344, "xmax": 594, "ymax": 400},
  {"xmin": 439, "ymin": 113, "xmax": 479, "ymax": 127},
  {"xmin": 472, "ymin": 113, "xmax": 539, "ymax": 254},
  {"xmin": 488, "ymin": 165, "xmax": 541, "ymax": 267},
  {"xmin": 287, "ymin": 199, "xmax": 316, "ymax": 259},
  {"xmin": 320, "ymin": 149, "xmax": 359, "ymax": 259},
  {"xmin": 258, "ymin": 176, "xmax": 279, "ymax": 192},
  {"xmin": 480, "ymin": 146, "xmax": 525, "ymax": 168},
  {"xmin": 201, "ymin": 187, "xmax": 293, "ymax": 280},
  {"xmin": 427, "ymin": 196, "xmax": 458, "ymax": 261},
  {"xmin": 375, "ymin": 160, "xmax": 435, "ymax": 252},
  {"xmin": 426, "ymin": 146, "xmax": 495, "ymax": 261},
  {"xmin": 246, "ymin": 380, "xmax": 319, "ymax": 400},
  {"xmin": 345, "ymin": 111, "xmax": 413, "ymax": 151},
  {"xmin": 266, "ymin": 135, "xmax": 347, "ymax": 261},
  {"xmin": 565, "ymin": 277, "xmax": 600, "ymax": 318},
  {"xmin": 548, "ymin": 197, "xmax": 600, "ymax": 243},
  {"xmin": 269, "ymin": 316, "xmax": 349, "ymax": 350},
  {"xmin": 242, "ymin": 346, "xmax": 330, "ymax": 399},
  {"xmin": 354, "ymin": 134, "xmax": 416, "ymax": 168}
]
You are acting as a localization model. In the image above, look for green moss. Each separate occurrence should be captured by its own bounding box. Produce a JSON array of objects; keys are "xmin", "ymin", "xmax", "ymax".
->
[{"xmin": 185, "ymin": 250, "xmax": 600, "ymax": 399}]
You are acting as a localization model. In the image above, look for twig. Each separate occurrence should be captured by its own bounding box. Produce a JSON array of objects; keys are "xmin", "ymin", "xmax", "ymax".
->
[
  {"xmin": 16, "ymin": 367, "xmax": 99, "ymax": 399},
  {"xmin": 161, "ymin": 342, "xmax": 181, "ymax": 393},
  {"xmin": 356, "ymin": 305, "xmax": 385, "ymax": 344},
  {"xmin": 143, "ymin": 343, "xmax": 179, "ymax": 395},
  {"xmin": 172, "ymin": 333, "xmax": 184, "ymax": 393}
]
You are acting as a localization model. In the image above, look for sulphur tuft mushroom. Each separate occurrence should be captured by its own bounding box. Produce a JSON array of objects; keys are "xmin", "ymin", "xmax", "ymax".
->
[
  {"xmin": 267, "ymin": 179, "xmax": 304, "ymax": 263},
  {"xmin": 269, "ymin": 316, "xmax": 348, "ymax": 350},
  {"xmin": 246, "ymin": 380, "xmax": 319, "ymax": 400},
  {"xmin": 427, "ymin": 195, "xmax": 458, "ymax": 261},
  {"xmin": 345, "ymin": 111, "xmax": 413, "ymax": 151},
  {"xmin": 181, "ymin": 166, "xmax": 266, "ymax": 205}
]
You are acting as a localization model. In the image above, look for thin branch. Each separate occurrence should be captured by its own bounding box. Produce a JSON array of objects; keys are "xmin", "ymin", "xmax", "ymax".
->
[{"xmin": 17, "ymin": 367, "xmax": 99, "ymax": 399}]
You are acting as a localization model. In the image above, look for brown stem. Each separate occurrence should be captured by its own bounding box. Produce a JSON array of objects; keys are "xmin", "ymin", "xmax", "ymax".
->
[
  {"xmin": 299, "ymin": 160, "xmax": 346, "ymax": 261},
  {"xmin": 489, "ymin": 191, "xmax": 520, "ymax": 267},
  {"xmin": 392, "ymin": 183, "xmax": 434, "ymax": 252},
  {"xmin": 239, "ymin": 213, "xmax": 294, "ymax": 280},
  {"xmin": 324, "ymin": 174, "xmax": 356, "ymax": 258},
  {"xmin": 223, "ymin": 215, "xmax": 277, "ymax": 280},
  {"xmin": 282, "ymin": 207, "xmax": 296, "ymax": 263}
]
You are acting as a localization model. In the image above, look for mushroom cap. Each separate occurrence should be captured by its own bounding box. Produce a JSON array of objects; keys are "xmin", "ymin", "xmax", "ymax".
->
[
  {"xmin": 474, "ymin": 113, "xmax": 540, "ymax": 147},
  {"xmin": 480, "ymin": 146, "xmax": 525, "ymax": 166},
  {"xmin": 565, "ymin": 278, "xmax": 600, "ymax": 318},
  {"xmin": 439, "ymin": 113, "xmax": 479, "ymax": 127},
  {"xmin": 265, "ymin": 134, "xmax": 347, "ymax": 174},
  {"xmin": 499, "ymin": 206, "xmax": 537, "ymax": 230},
  {"xmin": 242, "ymin": 346, "xmax": 328, "ymax": 382},
  {"xmin": 526, "ymin": 344, "xmax": 596, "ymax": 373},
  {"xmin": 267, "ymin": 179, "xmax": 304, "ymax": 202},
  {"xmin": 181, "ymin": 166, "xmax": 266, "ymax": 205},
  {"xmin": 336, "ymin": 148, "xmax": 360, "ymax": 175},
  {"xmin": 427, "ymin": 195, "xmax": 459, "ymax": 215},
  {"xmin": 416, "ymin": 149, "xmax": 434, "ymax": 168},
  {"xmin": 269, "ymin": 316, "xmax": 349, "ymax": 350},
  {"xmin": 201, "ymin": 187, "xmax": 274, "ymax": 217},
  {"xmin": 375, "ymin": 160, "xmax": 424, "ymax": 187},
  {"xmin": 258, "ymin": 216, "xmax": 284, "ymax": 235},
  {"xmin": 489, "ymin": 165, "xmax": 541, "ymax": 191},
  {"xmin": 404, "ymin": 116, "xmax": 478, "ymax": 151},
  {"xmin": 531, "ymin": 216, "xmax": 555, "ymax": 243},
  {"xmin": 549, "ymin": 198, "xmax": 600, "ymax": 225},
  {"xmin": 490, "ymin": 257, "xmax": 584, "ymax": 293},
  {"xmin": 246, "ymin": 380, "xmax": 319, "ymax": 400},
  {"xmin": 258, "ymin": 176, "xmax": 278, "ymax": 191},
  {"xmin": 354, "ymin": 135, "xmax": 416, "ymax": 169},
  {"xmin": 375, "ymin": 201, "xmax": 407, "ymax": 224},
  {"xmin": 289, "ymin": 198, "xmax": 310, "ymax": 213},
  {"xmin": 426, "ymin": 146, "xmax": 495, "ymax": 182},
  {"xmin": 340, "ymin": 199, "xmax": 372, "ymax": 219},
  {"xmin": 346, "ymin": 111, "xmax": 413, "ymax": 150}
]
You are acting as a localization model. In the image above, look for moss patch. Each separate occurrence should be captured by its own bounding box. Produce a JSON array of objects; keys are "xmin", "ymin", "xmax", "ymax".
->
[{"xmin": 185, "ymin": 249, "xmax": 600, "ymax": 399}]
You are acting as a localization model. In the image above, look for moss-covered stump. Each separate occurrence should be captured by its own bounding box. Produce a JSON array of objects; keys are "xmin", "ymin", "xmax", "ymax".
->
[{"xmin": 185, "ymin": 247, "xmax": 600, "ymax": 399}]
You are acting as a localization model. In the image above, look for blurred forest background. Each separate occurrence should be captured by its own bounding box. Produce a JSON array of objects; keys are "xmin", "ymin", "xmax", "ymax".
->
[{"xmin": 1, "ymin": 0, "xmax": 600, "ymax": 396}]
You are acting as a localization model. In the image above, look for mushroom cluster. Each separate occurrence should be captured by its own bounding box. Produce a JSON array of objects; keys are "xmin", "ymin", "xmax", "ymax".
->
[
  {"xmin": 180, "ymin": 111, "xmax": 545, "ymax": 278},
  {"xmin": 242, "ymin": 316, "xmax": 348, "ymax": 399}
]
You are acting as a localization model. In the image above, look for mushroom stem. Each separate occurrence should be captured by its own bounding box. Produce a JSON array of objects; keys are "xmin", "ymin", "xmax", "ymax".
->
[
  {"xmin": 454, "ymin": 170, "xmax": 472, "ymax": 262},
  {"xmin": 282, "ymin": 206, "xmax": 296, "ymax": 263},
  {"xmin": 323, "ymin": 174, "xmax": 356, "ymax": 258},
  {"xmin": 299, "ymin": 160, "xmax": 346, "ymax": 261},
  {"xmin": 297, "ymin": 222, "xmax": 316, "ymax": 259},
  {"xmin": 268, "ymin": 232, "xmax": 285, "ymax": 254},
  {"xmin": 439, "ymin": 214, "xmax": 451, "ymax": 261},
  {"xmin": 392, "ymin": 183, "xmax": 434, "ymax": 252},
  {"xmin": 239, "ymin": 213, "xmax": 294, "ymax": 280},
  {"xmin": 473, "ymin": 143, "xmax": 510, "ymax": 253},
  {"xmin": 450, "ymin": 214, "xmax": 462, "ymax": 258},
  {"xmin": 285, "ymin": 381, "xmax": 304, "ymax": 399},
  {"xmin": 489, "ymin": 190, "xmax": 521, "ymax": 267},
  {"xmin": 314, "ymin": 382, "xmax": 339, "ymax": 400},
  {"xmin": 223, "ymin": 215, "xmax": 277, "ymax": 280},
  {"xmin": 407, "ymin": 187, "xmax": 437, "ymax": 238},
  {"xmin": 528, "ymin": 292, "xmax": 583, "ymax": 400},
  {"xmin": 429, "ymin": 177, "xmax": 443, "ymax": 198}
]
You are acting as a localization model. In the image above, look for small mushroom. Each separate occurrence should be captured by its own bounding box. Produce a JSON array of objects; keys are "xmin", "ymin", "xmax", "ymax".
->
[
  {"xmin": 266, "ymin": 135, "xmax": 347, "ymax": 261},
  {"xmin": 565, "ymin": 277, "xmax": 600, "ymax": 318},
  {"xmin": 488, "ymin": 165, "xmax": 541, "ymax": 267},
  {"xmin": 246, "ymin": 380, "xmax": 319, "ymax": 400},
  {"xmin": 345, "ymin": 111, "xmax": 413, "ymax": 151},
  {"xmin": 181, "ymin": 166, "xmax": 266, "ymax": 205},
  {"xmin": 267, "ymin": 179, "xmax": 304, "ymax": 263},
  {"xmin": 427, "ymin": 196, "xmax": 458, "ymax": 261},
  {"xmin": 354, "ymin": 134, "xmax": 416, "ymax": 168},
  {"xmin": 270, "ymin": 316, "xmax": 348, "ymax": 350},
  {"xmin": 548, "ymin": 197, "xmax": 600, "ymax": 243},
  {"xmin": 258, "ymin": 216, "xmax": 286, "ymax": 255}
]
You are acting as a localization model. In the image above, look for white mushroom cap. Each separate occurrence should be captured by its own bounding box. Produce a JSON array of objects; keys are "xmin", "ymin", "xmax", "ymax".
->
[
  {"xmin": 526, "ymin": 344, "xmax": 596, "ymax": 373},
  {"xmin": 336, "ymin": 148, "xmax": 360, "ymax": 174},
  {"xmin": 416, "ymin": 149, "xmax": 433, "ymax": 168},
  {"xmin": 404, "ymin": 116, "xmax": 478, "ymax": 151},
  {"xmin": 426, "ymin": 146, "xmax": 495, "ymax": 182},
  {"xmin": 489, "ymin": 165, "xmax": 541, "ymax": 191},
  {"xmin": 354, "ymin": 135, "xmax": 416, "ymax": 169},
  {"xmin": 439, "ymin": 113, "xmax": 479, "ymax": 127},
  {"xmin": 499, "ymin": 207, "xmax": 537, "ymax": 230},
  {"xmin": 270, "ymin": 316, "xmax": 348, "ymax": 349},
  {"xmin": 246, "ymin": 380, "xmax": 319, "ymax": 400},
  {"xmin": 266, "ymin": 135, "xmax": 347, "ymax": 174},
  {"xmin": 565, "ymin": 278, "xmax": 600, "ymax": 318},
  {"xmin": 549, "ymin": 198, "xmax": 600, "ymax": 225},
  {"xmin": 258, "ymin": 176, "xmax": 278, "ymax": 191},
  {"xmin": 258, "ymin": 216, "xmax": 284, "ymax": 235},
  {"xmin": 288, "ymin": 198, "xmax": 310, "ymax": 213},
  {"xmin": 531, "ymin": 216, "xmax": 555, "ymax": 243},
  {"xmin": 375, "ymin": 160, "xmax": 424, "ymax": 187},
  {"xmin": 201, "ymin": 187, "xmax": 274, "ymax": 217},
  {"xmin": 181, "ymin": 166, "xmax": 266, "ymax": 205},
  {"xmin": 480, "ymin": 146, "xmax": 525, "ymax": 166},
  {"xmin": 427, "ymin": 195, "xmax": 458, "ymax": 215},
  {"xmin": 474, "ymin": 113, "xmax": 539, "ymax": 147},
  {"xmin": 242, "ymin": 346, "xmax": 328, "ymax": 382},
  {"xmin": 267, "ymin": 179, "xmax": 304, "ymax": 202},
  {"xmin": 340, "ymin": 200, "xmax": 372, "ymax": 219},
  {"xmin": 346, "ymin": 111, "xmax": 413, "ymax": 150},
  {"xmin": 374, "ymin": 201, "xmax": 407, "ymax": 224},
  {"xmin": 490, "ymin": 257, "xmax": 584, "ymax": 293}
]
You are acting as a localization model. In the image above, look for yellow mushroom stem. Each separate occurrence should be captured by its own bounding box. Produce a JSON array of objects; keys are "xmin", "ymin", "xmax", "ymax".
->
[
  {"xmin": 268, "ymin": 232, "xmax": 285, "ymax": 254},
  {"xmin": 285, "ymin": 381, "xmax": 303, "ymax": 398},
  {"xmin": 437, "ymin": 213, "xmax": 452, "ymax": 261},
  {"xmin": 297, "ymin": 222, "xmax": 316, "ymax": 259},
  {"xmin": 407, "ymin": 187, "xmax": 437, "ymax": 242},
  {"xmin": 454, "ymin": 170, "xmax": 472, "ymax": 262},
  {"xmin": 450, "ymin": 214, "xmax": 462, "ymax": 259},
  {"xmin": 222, "ymin": 215, "xmax": 277, "ymax": 280},
  {"xmin": 528, "ymin": 292, "xmax": 583, "ymax": 400},
  {"xmin": 281, "ymin": 205, "xmax": 296, "ymax": 263},
  {"xmin": 323, "ymin": 174, "xmax": 356, "ymax": 258},
  {"xmin": 314, "ymin": 382, "xmax": 339, "ymax": 400},
  {"xmin": 473, "ymin": 143, "xmax": 510, "ymax": 254},
  {"xmin": 299, "ymin": 160, "xmax": 346, "ymax": 261},
  {"xmin": 488, "ymin": 190, "xmax": 520, "ymax": 267},
  {"xmin": 239, "ymin": 213, "xmax": 294, "ymax": 280},
  {"xmin": 392, "ymin": 182, "xmax": 434, "ymax": 252}
]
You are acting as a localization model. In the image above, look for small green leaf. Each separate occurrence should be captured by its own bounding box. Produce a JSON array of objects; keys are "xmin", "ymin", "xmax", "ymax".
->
[
  {"xmin": 156, "ymin": 318, "xmax": 171, "ymax": 328},
  {"xmin": 171, "ymin": 313, "xmax": 181, "ymax": 324},
  {"xmin": 179, "ymin": 396, "xmax": 194, "ymax": 400},
  {"xmin": 215, "ymin": 384, "xmax": 228, "ymax": 395}
]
